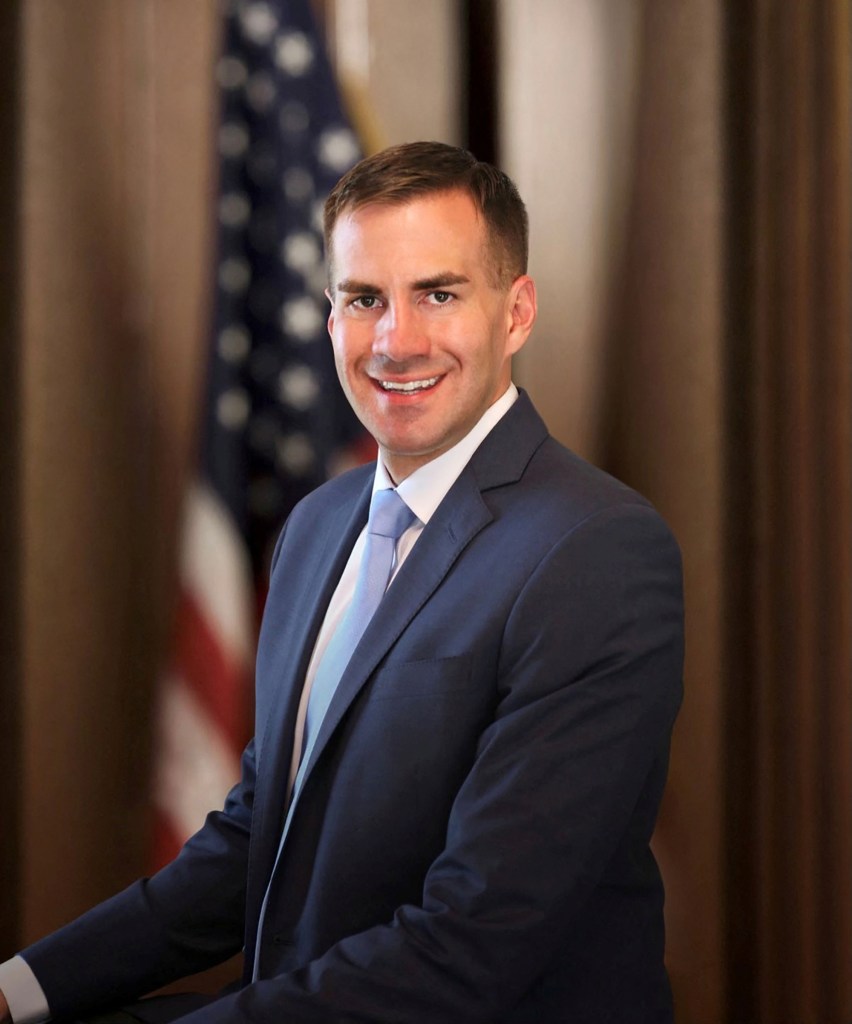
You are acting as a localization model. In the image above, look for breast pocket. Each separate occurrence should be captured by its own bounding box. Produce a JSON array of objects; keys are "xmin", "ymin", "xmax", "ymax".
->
[{"xmin": 366, "ymin": 654, "xmax": 475, "ymax": 701}]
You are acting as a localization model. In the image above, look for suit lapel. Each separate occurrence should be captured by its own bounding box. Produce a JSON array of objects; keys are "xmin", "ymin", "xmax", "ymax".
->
[{"xmin": 252, "ymin": 474, "xmax": 372, "ymax": 852}]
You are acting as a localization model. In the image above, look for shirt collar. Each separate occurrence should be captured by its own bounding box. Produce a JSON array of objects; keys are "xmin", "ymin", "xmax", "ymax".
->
[{"xmin": 372, "ymin": 383, "xmax": 518, "ymax": 525}]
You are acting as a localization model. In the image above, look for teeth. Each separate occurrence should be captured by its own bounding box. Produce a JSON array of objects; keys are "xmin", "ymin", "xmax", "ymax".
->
[{"xmin": 379, "ymin": 376, "xmax": 440, "ymax": 393}]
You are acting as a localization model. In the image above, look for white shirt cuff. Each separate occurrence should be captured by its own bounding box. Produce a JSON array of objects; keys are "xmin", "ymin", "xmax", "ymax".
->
[{"xmin": 0, "ymin": 956, "xmax": 50, "ymax": 1024}]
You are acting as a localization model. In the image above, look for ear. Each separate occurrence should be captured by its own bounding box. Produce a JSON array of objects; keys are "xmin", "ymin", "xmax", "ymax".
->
[
  {"xmin": 505, "ymin": 275, "xmax": 537, "ymax": 357},
  {"xmin": 325, "ymin": 287, "xmax": 335, "ymax": 336}
]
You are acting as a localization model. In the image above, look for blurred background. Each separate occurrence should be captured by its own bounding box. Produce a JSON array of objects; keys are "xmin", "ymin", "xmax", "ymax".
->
[{"xmin": 0, "ymin": 2, "xmax": 849, "ymax": 1022}]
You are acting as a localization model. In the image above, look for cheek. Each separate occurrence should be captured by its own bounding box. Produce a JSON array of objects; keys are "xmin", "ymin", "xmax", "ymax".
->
[
  {"xmin": 330, "ymin": 336, "xmax": 355, "ymax": 391},
  {"xmin": 331, "ymin": 327, "xmax": 354, "ymax": 365},
  {"xmin": 332, "ymin": 320, "xmax": 369, "ymax": 358},
  {"xmin": 332, "ymin": 335, "xmax": 373, "ymax": 402}
]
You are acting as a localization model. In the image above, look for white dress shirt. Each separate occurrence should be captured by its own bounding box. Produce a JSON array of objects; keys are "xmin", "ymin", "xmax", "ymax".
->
[{"xmin": 0, "ymin": 384, "xmax": 518, "ymax": 1023}]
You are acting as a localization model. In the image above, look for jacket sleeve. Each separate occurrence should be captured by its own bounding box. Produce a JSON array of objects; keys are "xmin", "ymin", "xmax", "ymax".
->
[{"xmin": 170, "ymin": 503, "xmax": 684, "ymax": 1024}]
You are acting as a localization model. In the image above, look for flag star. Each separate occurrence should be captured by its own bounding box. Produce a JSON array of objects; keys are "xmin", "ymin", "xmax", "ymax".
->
[
  {"xmin": 218, "ymin": 325, "xmax": 251, "ymax": 363},
  {"xmin": 219, "ymin": 258, "xmax": 251, "ymax": 293},
  {"xmin": 281, "ymin": 232, "xmax": 322, "ymax": 273},
  {"xmin": 306, "ymin": 264, "xmax": 329, "ymax": 299},
  {"xmin": 239, "ymin": 2, "xmax": 278, "ymax": 45},
  {"xmin": 276, "ymin": 432, "xmax": 316, "ymax": 475},
  {"xmin": 278, "ymin": 365, "xmax": 320, "ymax": 410},
  {"xmin": 216, "ymin": 56, "xmax": 248, "ymax": 90},
  {"xmin": 219, "ymin": 121, "xmax": 250, "ymax": 159},
  {"xmin": 274, "ymin": 31, "xmax": 315, "ymax": 76},
  {"xmin": 317, "ymin": 128, "xmax": 360, "ymax": 172},
  {"xmin": 219, "ymin": 192, "xmax": 252, "ymax": 228},
  {"xmin": 281, "ymin": 296, "xmax": 324, "ymax": 341},
  {"xmin": 245, "ymin": 71, "xmax": 278, "ymax": 113},
  {"xmin": 217, "ymin": 388, "xmax": 251, "ymax": 430},
  {"xmin": 310, "ymin": 198, "xmax": 326, "ymax": 233},
  {"xmin": 282, "ymin": 166, "xmax": 314, "ymax": 204}
]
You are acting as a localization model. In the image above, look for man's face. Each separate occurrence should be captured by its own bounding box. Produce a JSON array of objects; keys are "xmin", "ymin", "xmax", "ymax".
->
[{"xmin": 326, "ymin": 190, "xmax": 536, "ymax": 482}]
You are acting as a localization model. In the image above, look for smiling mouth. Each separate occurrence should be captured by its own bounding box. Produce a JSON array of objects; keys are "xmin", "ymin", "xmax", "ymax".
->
[{"xmin": 378, "ymin": 376, "xmax": 441, "ymax": 393}]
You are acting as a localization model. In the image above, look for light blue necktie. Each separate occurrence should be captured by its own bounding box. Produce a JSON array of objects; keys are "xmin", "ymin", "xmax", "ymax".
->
[
  {"xmin": 252, "ymin": 489, "xmax": 416, "ymax": 980},
  {"xmin": 295, "ymin": 486, "xmax": 417, "ymax": 792}
]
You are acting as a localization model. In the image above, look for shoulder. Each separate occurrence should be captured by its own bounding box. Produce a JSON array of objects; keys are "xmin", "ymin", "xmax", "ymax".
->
[
  {"xmin": 532, "ymin": 435, "xmax": 650, "ymax": 513},
  {"xmin": 474, "ymin": 390, "xmax": 666, "ymax": 528},
  {"xmin": 288, "ymin": 460, "xmax": 376, "ymax": 521},
  {"xmin": 492, "ymin": 428, "xmax": 676, "ymax": 549},
  {"xmin": 267, "ymin": 461, "xmax": 374, "ymax": 573}
]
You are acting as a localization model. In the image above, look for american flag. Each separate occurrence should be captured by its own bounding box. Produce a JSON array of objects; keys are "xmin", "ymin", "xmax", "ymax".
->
[{"xmin": 152, "ymin": 0, "xmax": 372, "ymax": 867}]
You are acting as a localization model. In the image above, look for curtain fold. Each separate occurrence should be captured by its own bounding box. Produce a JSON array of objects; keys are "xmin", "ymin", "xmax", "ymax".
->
[
  {"xmin": 724, "ymin": 1, "xmax": 852, "ymax": 1020},
  {"xmin": 596, "ymin": 3, "xmax": 726, "ymax": 1020}
]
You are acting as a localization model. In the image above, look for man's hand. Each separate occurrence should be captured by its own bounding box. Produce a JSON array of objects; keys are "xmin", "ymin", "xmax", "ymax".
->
[{"xmin": 0, "ymin": 988, "xmax": 11, "ymax": 1024}]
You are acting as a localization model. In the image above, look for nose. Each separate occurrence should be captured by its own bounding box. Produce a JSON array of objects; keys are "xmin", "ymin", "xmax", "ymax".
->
[{"xmin": 372, "ymin": 301, "xmax": 430, "ymax": 363}]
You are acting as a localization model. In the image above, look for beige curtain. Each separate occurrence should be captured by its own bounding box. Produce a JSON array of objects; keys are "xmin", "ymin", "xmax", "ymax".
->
[
  {"xmin": 599, "ymin": 1, "xmax": 852, "ymax": 1021},
  {"xmin": 594, "ymin": 4, "xmax": 727, "ymax": 1019},
  {"xmin": 6, "ymin": 1, "xmax": 219, "ymax": 946},
  {"xmin": 506, "ymin": 1, "xmax": 851, "ymax": 1020},
  {"xmin": 721, "ymin": 1, "xmax": 852, "ymax": 1020}
]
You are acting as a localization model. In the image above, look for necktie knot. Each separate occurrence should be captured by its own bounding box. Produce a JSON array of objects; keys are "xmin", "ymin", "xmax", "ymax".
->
[{"xmin": 369, "ymin": 488, "xmax": 416, "ymax": 540}]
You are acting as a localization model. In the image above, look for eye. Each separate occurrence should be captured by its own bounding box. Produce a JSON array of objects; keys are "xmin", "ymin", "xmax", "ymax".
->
[
  {"xmin": 352, "ymin": 295, "xmax": 380, "ymax": 309},
  {"xmin": 427, "ymin": 291, "xmax": 453, "ymax": 305}
]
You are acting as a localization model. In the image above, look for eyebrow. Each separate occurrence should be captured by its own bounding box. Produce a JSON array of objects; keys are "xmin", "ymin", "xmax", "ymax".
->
[
  {"xmin": 412, "ymin": 273, "xmax": 471, "ymax": 291},
  {"xmin": 335, "ymin": 279, "xmax": 382, "ymax": 296},
  {"xmin": 334, "ymin": 273, "xmax": 471, "ymax": 295}
]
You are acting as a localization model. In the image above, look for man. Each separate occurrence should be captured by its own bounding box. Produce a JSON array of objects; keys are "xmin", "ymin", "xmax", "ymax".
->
[{"xmin": 0, "ymin": 141, "xmax": 684, "ymax": 1023}]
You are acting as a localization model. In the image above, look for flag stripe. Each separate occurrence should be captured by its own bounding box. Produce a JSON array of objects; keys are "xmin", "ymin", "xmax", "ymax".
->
[
  {"xmin": 172, "ymin": 591, "xmax": 252, "ymax": 749},
  {"xmin": 180, "ymin": 483, "xmax": 255, "ymax": 668},
  {"xmin": 153, "ymin": 677, "xmax": 243, "ymax": 841}
]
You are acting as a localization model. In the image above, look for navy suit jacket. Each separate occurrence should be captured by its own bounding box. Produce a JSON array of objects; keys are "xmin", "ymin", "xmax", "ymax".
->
[{"xmin": 24, "ymin": 392, "xmax": 684, "ymax": 1023}]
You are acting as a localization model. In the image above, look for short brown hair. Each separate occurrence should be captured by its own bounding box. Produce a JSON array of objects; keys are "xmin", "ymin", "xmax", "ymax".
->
[{"xmin": 323, "ymin": 141, "xmax": 529, "ymax": 287}]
